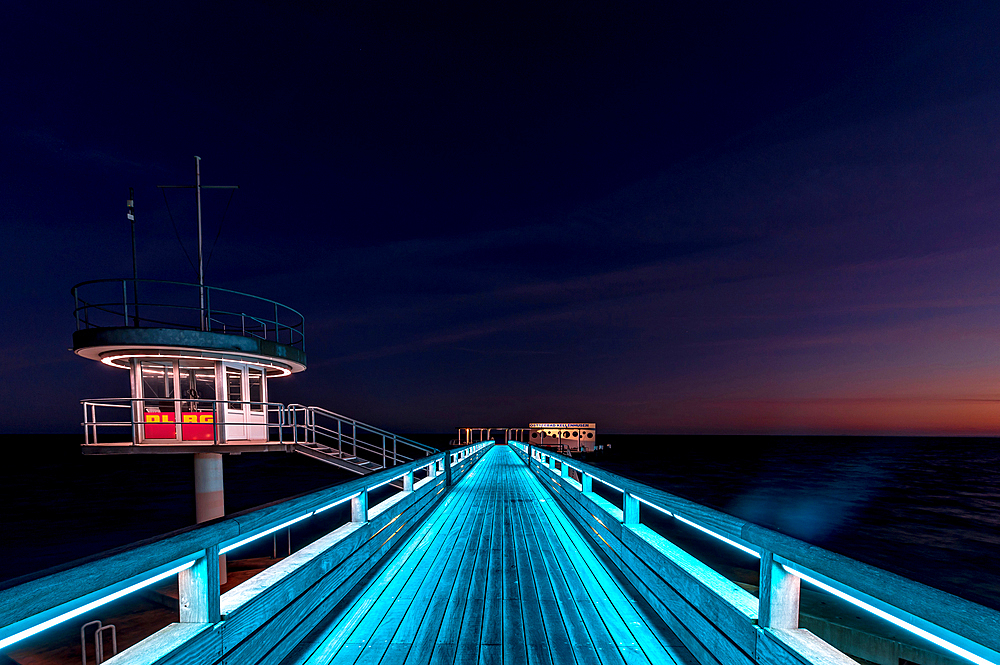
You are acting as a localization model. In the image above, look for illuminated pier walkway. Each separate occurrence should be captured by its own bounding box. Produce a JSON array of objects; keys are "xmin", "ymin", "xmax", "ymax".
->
[
  {"xmin": 282, "ymin": 445, "xmax": 695, "ymax": 665},
  {"xmin": 2, "ymin": 441, "xmax": 999, "ymax": 665}
]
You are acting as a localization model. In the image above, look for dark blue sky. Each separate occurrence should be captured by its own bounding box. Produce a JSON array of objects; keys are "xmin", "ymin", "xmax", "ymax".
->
[{"xmin": 3, "ymin": 2, "xmax": 1000, "ymax": 433}]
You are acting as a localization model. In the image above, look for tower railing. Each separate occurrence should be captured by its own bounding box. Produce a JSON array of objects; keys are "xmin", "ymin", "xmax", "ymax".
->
[
  {"xmin": 71, "ymin": 279, "xmax": 305, "ymax": 350},
  {"xmin": 80, "ymin": 397, "xmax": 289, "ymax": 446},
  {"xmin": 80, "ymin": 398, "xmax": 438, "ymax": 471}
]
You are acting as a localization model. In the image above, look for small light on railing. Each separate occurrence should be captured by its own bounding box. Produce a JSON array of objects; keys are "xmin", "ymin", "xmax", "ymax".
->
[{"xmin": 780, "ymin": 564, "xmax": 994, "ymax": 665}]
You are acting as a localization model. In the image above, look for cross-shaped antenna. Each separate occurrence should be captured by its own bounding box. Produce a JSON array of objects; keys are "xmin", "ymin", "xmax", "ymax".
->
[{"xmin": 158, "ymin": 156, "xmax": 239, "ymax": 332}]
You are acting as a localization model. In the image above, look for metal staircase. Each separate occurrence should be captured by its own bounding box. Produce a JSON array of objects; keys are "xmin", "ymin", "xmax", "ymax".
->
[{"xmin": 286, "ymin": 405, "xmax": 438, "ymax": 475}]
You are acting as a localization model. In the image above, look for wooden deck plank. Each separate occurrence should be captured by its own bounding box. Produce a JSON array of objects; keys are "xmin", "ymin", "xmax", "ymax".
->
[
  {"xmin": 401, "ymin": 467, "xmax": 497, "ymax": 665},
  {"xmin": 517, "ymin": 471, "xmax": 627, "ymax": 665},
  {"xmin": 534, "ymin": 478, "xmax": 676, "ymax": 665},
  {"xmin": 286, "ymin": 447, "xmax": 695, "ymax": 665},
  {"xmin": 428, "ymin": 473, "xmax": 500, "ymax": 665},
  {"xmin": 454, "ymin": 458, "xmax": 502, "ymax": 665},
  {"xmin": 351, "ymin": 469, "xmax": 490, "ymax": 665},
  {"xmin": 479, "ymin": 469, "xmax": 505, "ymax": 650},
  {"xmin": 509, "ymin": 466, "xmax": 558, "ymax": 665},
  {"xmin": 299, "ymin": 483, "xmax": 479, "ymax": 665},
  {"xmin": 511, "ymin": 469, "xmax": 590, "ymax": 665},
  {"xmin": 349, "ymin": 502, "xmax": 480, "ymax": 665},
  {"xmin": 538, "ymin": 496, "xmax": 679, "ymax": 664},
  {"xmin": 502, "ymin": 462, "xmax": 528, "ymax": 665}
]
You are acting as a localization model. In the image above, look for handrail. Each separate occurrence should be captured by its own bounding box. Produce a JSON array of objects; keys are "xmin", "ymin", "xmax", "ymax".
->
[
  {"xmin": 292, "ymin": 405, "xmax": 438, "ymax": 455},
  {"xmin": 71, "ymin": 278, "xmax": 305, "ymax": 350},
  {"xmin": 510, "ymin": 441, "xmax": 1000, "ymax": 665},
  {"xmin": 0, "ymin": 441, "xmax": 493, "ymax": 651}
]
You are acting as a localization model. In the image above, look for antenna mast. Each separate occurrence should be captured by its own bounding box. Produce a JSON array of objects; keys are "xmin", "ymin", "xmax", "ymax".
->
[{"xmin": 158, "ymin": 157, "xmax": 238, "ymax": 331}]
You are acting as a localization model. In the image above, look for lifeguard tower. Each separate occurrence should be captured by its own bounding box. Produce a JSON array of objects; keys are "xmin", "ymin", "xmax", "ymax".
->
[{"xmin": 72, "ymin": 159, "xmax": 436, "ymax": 581}]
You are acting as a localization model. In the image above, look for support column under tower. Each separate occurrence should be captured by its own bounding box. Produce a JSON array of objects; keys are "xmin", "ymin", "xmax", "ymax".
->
[{"xmin": 194, "ymin": 453, "xmax": 227, "ymax": 584}]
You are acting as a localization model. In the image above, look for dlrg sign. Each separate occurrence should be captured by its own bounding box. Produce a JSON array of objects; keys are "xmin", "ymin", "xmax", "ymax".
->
[{"xmin": 144, "ymin": 412, "xmax": 215, "ymax": 441}]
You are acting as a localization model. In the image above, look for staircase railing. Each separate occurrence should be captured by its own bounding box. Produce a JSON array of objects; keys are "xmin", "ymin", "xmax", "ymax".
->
[{"xmin": 286, "ymin": 405, "xmax": 438, "ymax": 469}]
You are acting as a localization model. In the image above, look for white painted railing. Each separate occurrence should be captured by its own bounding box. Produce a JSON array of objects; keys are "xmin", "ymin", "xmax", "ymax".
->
[{"xmin": 510, "ymin": 441, "xmax": 1000, "ymax": 665}]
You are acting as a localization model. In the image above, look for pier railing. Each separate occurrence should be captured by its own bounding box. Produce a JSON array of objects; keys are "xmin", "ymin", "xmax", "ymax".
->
[
  {"xmin": 510, "ymin": 441, "xmax": 1000, "ymax": 665},
  {"xmin": 0, "ymin": 442, "xmax": 493, "ymax": 661},
  {"xmin": 72, "ymin": 279, "xmax": 306, "ymax": 350}
]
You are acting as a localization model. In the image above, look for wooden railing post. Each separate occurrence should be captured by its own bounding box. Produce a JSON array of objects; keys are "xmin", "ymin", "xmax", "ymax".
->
[
  {"xmin": 759, "ymin": 551, "xmax": 799, "ymax": 629},
  {"xmin": 179, "ymin": 545, "xmax": 221, "ymax": 623},
  {"xmin": 445, "ymin": 452, "xmax": 453, "ymax": 486},
  {"xmin": 352, "ymin": 491, "xmax": 368, "ymax": 523},
  {"xmin": 581, "ymin": 473, "xmax": 593, "ymax": 492},
  {"xmin": 403, "ymin": 470, "xmax": 414, "ymax": 492},
  {"xmin": 624, "ymin": 493, "xmax": 639, "ymax": 525},
  {"xmin": 561, "ymin": 461, "xmax": 570, "ymax": 480},
  {"xmin": 549, "ymin": 456, "xmax": 556, "ymax": 471}
]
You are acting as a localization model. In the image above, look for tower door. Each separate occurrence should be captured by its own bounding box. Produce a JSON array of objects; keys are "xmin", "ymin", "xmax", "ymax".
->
[
  {"xmin": 224, "ymin": 363, "xmax": 247, "ymax": 441},
  {"xmin": 246, "ymin": 367, "xmax": 267, "ymax": 440},
  {"xmin": 223, "ymin": 363, "xmax": 268, "ymax": 442}
]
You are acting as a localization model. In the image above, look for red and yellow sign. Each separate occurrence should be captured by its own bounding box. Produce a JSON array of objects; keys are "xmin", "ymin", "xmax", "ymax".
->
[{"xmin": 144, "ymin": 412, "xmax": 215, "ymax": 441}]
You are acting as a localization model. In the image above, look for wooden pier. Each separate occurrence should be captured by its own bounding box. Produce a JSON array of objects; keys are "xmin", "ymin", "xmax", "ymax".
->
[
  {"xmin": 1, "ymin": 443, "xmax": 999, "ymax": 665},
  {"xmin": 283, "ymin": 445, "xmax": 695, "ymax": 665}
]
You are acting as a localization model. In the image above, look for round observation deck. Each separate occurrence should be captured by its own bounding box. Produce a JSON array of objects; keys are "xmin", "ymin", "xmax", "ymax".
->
[{"xmin": 71, "ymin": 279, "xmax": 306, "ymax": 375}]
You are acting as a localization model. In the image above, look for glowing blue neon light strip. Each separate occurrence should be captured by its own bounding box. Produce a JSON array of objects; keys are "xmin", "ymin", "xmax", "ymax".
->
[
  {"xmin": 593, "ymin": 477, "xmax": 624, "ymax": 493},
  {"xmin": 314, "ymin": 493, "xmax": 360, "ymax": 514},
  {"xmin": 367, "ymin": 471, "xmax": 409, "ymax": 492},
  {"xmin": 672, "ymin": 514, "xmax": 760, "ymax": 558},
  {"xmin": 0, "ymin": 560, "xmax": 194, "ymax": 650},
  {"xmin": 220, "ymin": 512, "xmax": 313, "ymax": 554},
  {"xmin": 635, "ymin": 495, "xmax": 673, "ymax": 516},
  {"xmin": 780, "ymin": 564, "xmax": 997, "ymax": 665}
]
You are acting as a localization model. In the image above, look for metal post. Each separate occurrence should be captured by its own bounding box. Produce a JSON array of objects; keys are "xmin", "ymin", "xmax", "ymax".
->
[
  {"xmin": 128, "ymin": 187, "xmax": 139, "ymax": 326},
  {"xmin": 122, "ymin": 279, "xmax": 129, "ymax": 326},
  {"xmin": 195, "ymin": 156, "xmax": 206, "ymax": 332}
]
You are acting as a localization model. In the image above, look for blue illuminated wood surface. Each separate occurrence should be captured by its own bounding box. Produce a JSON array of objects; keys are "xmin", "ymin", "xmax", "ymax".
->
[{"xmin": 283, "ymin": 446, "xmax": 697, "ymax": 665}]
